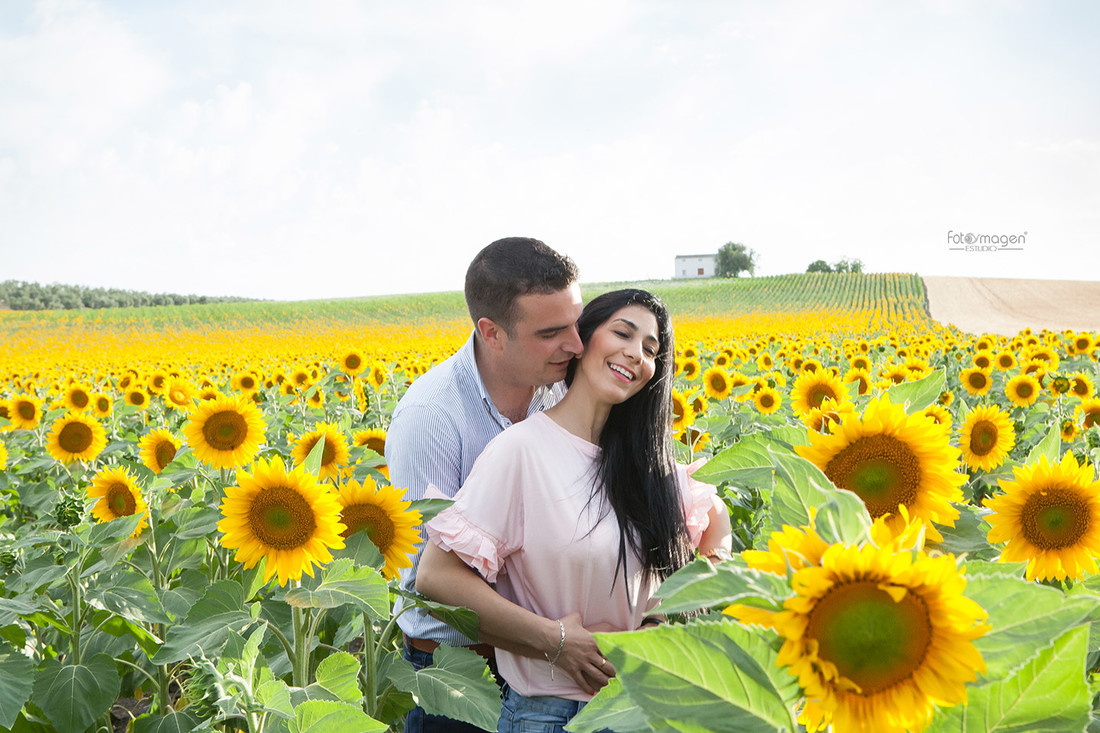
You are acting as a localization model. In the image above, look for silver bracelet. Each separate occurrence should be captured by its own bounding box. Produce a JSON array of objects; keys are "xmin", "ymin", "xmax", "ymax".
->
[{"xmin": 544, "ymin": 619, "xmax": 565, "ymax": 681}]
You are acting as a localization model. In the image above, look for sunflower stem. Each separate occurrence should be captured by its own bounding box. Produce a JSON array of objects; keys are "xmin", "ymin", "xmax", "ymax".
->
[
  {"xmin": 68, "ymin": 568, "xmax": 83, "ymax": 665},
  {"xmin": 362, "ymin": 613, "xmax": 378, "ymax": 717},
  {"xmin": 291, "ymin": 591, "xmax": 311, "ymax": 687}
]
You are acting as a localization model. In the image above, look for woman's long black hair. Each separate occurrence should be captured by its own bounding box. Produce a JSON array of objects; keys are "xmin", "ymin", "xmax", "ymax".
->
[{"xmin": 566, "ymin": 288, "xmax": 694, "ymax": 585}]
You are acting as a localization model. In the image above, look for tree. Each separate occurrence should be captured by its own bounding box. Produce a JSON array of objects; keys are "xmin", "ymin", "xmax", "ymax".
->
[
  {"xmin": 806, "ymin": 259, "xmax": 833, "ymax": 273},
  {"xmin": 715, "ymin": 242, "xmax": 757, "ymax": 278},
  {"xmin": 833, "ymin": 257, "xmax": 864, "ymax": 274}
]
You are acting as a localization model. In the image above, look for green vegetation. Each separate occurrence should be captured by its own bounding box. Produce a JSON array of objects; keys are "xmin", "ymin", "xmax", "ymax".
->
[
  {"xmin": 0, "ymin": 280, "xmax": 255, "ymax": 311},
  {"xmin": 715, "ymin": 241, "xmax": 757, "ymax": 278},
  {"xmin": 0, "ymin": 273, "xmax": 928, "ymax": 330}
]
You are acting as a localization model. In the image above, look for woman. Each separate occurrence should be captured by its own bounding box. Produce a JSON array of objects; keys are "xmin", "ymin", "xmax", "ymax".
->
[{"xmin": 417, "ymin": 288, "xmax": 732, "ymax": 732}]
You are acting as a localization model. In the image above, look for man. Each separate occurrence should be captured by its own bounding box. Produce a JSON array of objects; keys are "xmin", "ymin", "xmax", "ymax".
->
[{"xmin": 386, "ymin": 237, "xmax": 583, "ymax": 733}]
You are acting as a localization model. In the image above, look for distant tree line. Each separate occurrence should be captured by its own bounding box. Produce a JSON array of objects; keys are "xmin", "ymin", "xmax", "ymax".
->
[
  {"xmin": 806, "ymin": 258, "xmax": 864, "ymax": 274},
  {"xmin": 0, "ymin": 280, "xmax": 255, "ymax": 311}
]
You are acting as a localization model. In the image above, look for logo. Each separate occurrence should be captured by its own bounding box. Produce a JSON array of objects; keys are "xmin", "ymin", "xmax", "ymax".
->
[{"xmin": 947, "ymin": 230, "xmax": 1026, "ymax": 252}]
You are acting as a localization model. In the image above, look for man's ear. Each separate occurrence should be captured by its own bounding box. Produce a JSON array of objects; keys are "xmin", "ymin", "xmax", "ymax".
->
[{"xmin": 476, "ymin": 317, "xmax": 507, "ymax": 351}]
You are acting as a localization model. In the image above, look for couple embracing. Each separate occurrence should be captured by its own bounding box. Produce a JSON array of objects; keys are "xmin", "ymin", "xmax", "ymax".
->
[{"xmin": 387, "ymin": 237, "xmax": 733, "ymax": 733}]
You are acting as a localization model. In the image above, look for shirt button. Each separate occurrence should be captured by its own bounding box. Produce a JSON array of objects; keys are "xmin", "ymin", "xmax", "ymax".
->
[{"xmin": 502, "ymin": 418, "xmax": 512, "ymax": 427}]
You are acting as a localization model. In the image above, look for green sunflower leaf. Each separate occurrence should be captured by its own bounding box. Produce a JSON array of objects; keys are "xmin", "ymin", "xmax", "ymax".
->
[
  {"xmin": 966, "ymin": 573, "xmax": 1100, "ymax": 682},
  {"xmin": 0, "ymin": 640, "xmax": 35, "ymax": 729},
  {"xmin": 1025, "ymin": 423, "xmax": 1061, "ymax": 465},
  {"xmin": 284, "ymin": 558, "xmax": 389, "ymax": 619},
  {"xmin": 31, "ymin": 653, "xmax": 120, "ymax": 733},
  {"xmin": 566, "ymin": 677, "xmax": 651, "ymax": 733},
  {"xmin": 391, "ymin": 589, "xmax": 481, "ymax": 641},
  {"xmin": 151, "ymin": 579, "xmax": 252, "ymax": 664},
  {"xmin": 592, "ymin": 620, "xmax": 799, "ymax": 733},
  {"xmin": 652, "ymin": 557, "xmax": 789, "ymax": 615},
  {"xmin": 84, "ymin": 512, "xmax": 146, "ymax": 548},
  {"xmin": 301, "ymin": 651, "xmax": 362, "ymax": 704},
  {"xmin": 302, "ymin": 433, "xmax": 326, "ymax": 476},
  {"xmin": 86, "ymin": 567, "xmax": 171, "ymax": 625},
  {"xmin": 884, "ymin": 367, "xmax": 946, "ymax": 413},
  {"xmin": 769, "ymin": 451, "xmax": 837, "ymax": 531},
  {"xmin": 812, "ymin": 489, "xmax": 871, "ymax": 545},
  {"xmin": 692, "ymin": 432, "xmax": 777, "ymax": 488},
  {"xmin": 387, "ymin": 644, "xmax": 500, "ymax": 731},
  {"xmin": 132, "ymin": 710, "xmax": 201, "ymax": 733},
  {"xmin": 291, "ymin": 700, "xmax": 386, "ymax": 733},
  {"xmin": 927, "ymin": 625, "xmax": 1089, "ymax": 733}
]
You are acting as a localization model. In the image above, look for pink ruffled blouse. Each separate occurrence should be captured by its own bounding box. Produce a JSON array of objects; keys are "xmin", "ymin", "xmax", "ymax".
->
[{"xmin": 426, "ymin": 412, "xmax": 715, "ymax": 701}]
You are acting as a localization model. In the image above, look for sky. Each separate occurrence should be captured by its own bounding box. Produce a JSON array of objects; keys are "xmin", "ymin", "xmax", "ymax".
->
[{"xmin": 1, "ymin": 0, "xmax": 1098, "ymax": 301}]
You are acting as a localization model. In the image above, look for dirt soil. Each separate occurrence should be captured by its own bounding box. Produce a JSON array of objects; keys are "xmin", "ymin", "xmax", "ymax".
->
[{"xmin": 922, "ymin": 277, "xmax": 1100, "ymax": 336}]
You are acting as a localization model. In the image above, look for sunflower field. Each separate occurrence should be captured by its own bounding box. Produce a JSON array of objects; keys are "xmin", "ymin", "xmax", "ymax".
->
[{"xmin": 1, "ymin": 272, "xmax": 1100, "ymax": 732}]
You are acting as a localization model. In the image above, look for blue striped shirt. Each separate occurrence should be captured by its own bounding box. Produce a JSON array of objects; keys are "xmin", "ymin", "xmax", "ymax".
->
[{"xmin": 386, "ymin": 331, "xmax": 566, "ymax": 645}]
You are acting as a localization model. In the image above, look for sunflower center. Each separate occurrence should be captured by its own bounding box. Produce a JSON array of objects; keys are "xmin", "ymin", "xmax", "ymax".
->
[
  {"xmin": 968, "ymin": 420, "xmax": 999, "ymax": 457},
  {"xmin": 340, "ymin": 503, "xmax": 395, "ymax": 548},
  {"xmin": 1020, "ymin": 487, "xmax": 1089, "ymax": 549},
  {"xmin": 169, "ymin": 389, "xmax": 188, "ymax": 405},
  {"xmin": 248, "ymin": 485, "xmax": 317, "ymax": 550},
  {"xmin": 807, "ymin": 580, "xmax": 931, "ymax": 695},
  {"xmin": 106, "ymin": 482, "xmax": 137, "ymax": 516},
  {"xmin": 808, "ymin": 384, "xmax": 839, "ymax": 410},
  {"xmin": 202, "ymin": 410, "xmax": 248, "ymax": 450},
  {"xmin": 345, "ymin": 355, "xmax": 362, "ymax": 370},
  {"xmin": 760, "ymin": 394, "xmax": 775, "ymax": 408},
  {"xmin": 241, "ymin": 376, "xmax": 256, "ymax": 389},
  {"xmin": 71, "ymin": 391, "xmax": 90, "ymax": 408},
  {"xmin": 59, "ymin": 422, "xmax": 94, "ymax": 453},
  {"xmin": 307, "ymin": 437, "xmax": 336, "ymax": 466},
  {"xmin": 968, "ymin": 372, "xmax": 988, "ymax": 389},
  {"xmin": 17, "ymin": 401, "xmax": 36, "ymax": 420},
  {"xmin": 824, "ymin": 434, "xmax": 920, "ymax": 518},
  {"xmin": 1015, "ymin": 381, "xmax": 1034, "ymax": 398},
  {"xmin": 154, "ymin": 441, "xmax": 178, "ymax": 470}
]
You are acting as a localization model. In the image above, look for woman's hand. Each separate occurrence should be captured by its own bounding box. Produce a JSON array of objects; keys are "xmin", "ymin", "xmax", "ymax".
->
[{"xmin": 555, "ymin": 612, "xmax": 616, "ymax": 695}]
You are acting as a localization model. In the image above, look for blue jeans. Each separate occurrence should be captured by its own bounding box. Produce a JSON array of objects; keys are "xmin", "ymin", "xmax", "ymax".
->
[
  {"xmin": 497, "ymin": 685, "xmax": 613, "ymax": 733},
  {"xmin": 403, "ymin": 639, "xmax": 501, "ymax": 733}
]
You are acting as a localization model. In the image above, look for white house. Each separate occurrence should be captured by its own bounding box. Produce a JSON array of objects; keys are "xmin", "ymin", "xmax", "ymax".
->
[{"xmin": 674, "ymin": 253, "xmax": 717, "ymax": 279}]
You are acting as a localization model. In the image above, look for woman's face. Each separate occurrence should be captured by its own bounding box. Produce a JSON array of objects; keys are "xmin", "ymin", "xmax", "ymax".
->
[{"xmin": 575, "ymin": 304, "xmax": 660, "ymax": 405}]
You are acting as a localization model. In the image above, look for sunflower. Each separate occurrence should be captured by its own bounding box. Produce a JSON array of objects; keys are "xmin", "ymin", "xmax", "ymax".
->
[
  {"xmin": 139, "ymin": 429, "xmax": 182, "ymax": 474},
  {"xmin": 366, "ymin": 363, "xmax": 388, "ymax": 389},
  {"xmin": 231, "ymin": 371, "xmax": 260, "ymax": 393},
  {"xmin": 90, "ymin": 393, "xmax": 112, "ymax": 418},
  {"xmin": 920, "ymin": 404, "xmax": 952, "ymax": 434},
  {"xmin": 335, "ymin": 477, "xmax": 421, "ymax": 579},
  {"xmin": 1005, "ymin": 373, "xmax": 1041, "ymax": 407},
  {"xmin": 796, "ymin": 396, "xmax": 965, "ymax": 539},
  {"xmin": 958, "ymin": 405, "xmax": 1015, "ymax": 472},
  {"xmin": 125, "ymin": 388, "xmax": 150, "ymax": 410},
  {"xmin": 0, "ymin": 439, "xmax": 6, "ymax": 470},
  {"xmin": 1077, "ymin": 398, "xmax": 1100, "ymax": 429},
  {"xmin": 994, "ymin": 350, "xmax": 1017, "ymax": 371},
  {"xmin": 971, "ymin": 351, "xmax": 993, "ymax": 370},
  {"xmin": 63, "ymin": 384, "xmax": 93, "ymax": 412},
  {"xmin": 680, "ymin": 358, "xmax": 701, "ymax": 381},
  {"xmin": 46, "ymin": 413, "xmax": 107, "ymax": 464},
  {"xmin": 1061, "ymin": 418, "xmax": 1079, "ymax": 442},
  {"xmin": 147, "ymin": 371, "xmax": 169, "ymax": 395},
  {"xmin": 689, "ymin": 389, "xmax": 708, "ymax": 417},
  {"xmin": 352, "ymin": 428, "xmax": 389, "ymax": 478},
  {"xmin": 183, "ymin": 394, "xmax": 267, "ymax": 469},
  {"xmin": 1070, "ymin": 332, "xmax": 1096, "ymax": 356},
  {"xmin": 671, "ymin": 389, "xmax": 695, "ymax": 435},
  {"xmin": 696, "ymin": 367, "xmax": 730, "ymax": 401},
  {"xmin": 1048, "ymin": 374, "xmax": 1072, "ymax": 397},
  {"xmin": 87, "ymin": 466, "xmax": 148, "ymax": 537},
  {"xmin": 8, "ymin": 395, "xmax": 43, "ymax": 430},
  {"xmin": 164, "ymin": 378, "xmax": 196, "ymax": 412},
  {"xmin": 842, "ymin": 367, "xmax": 871, "ymax": 396},
  {"xmin": 291, "ymin": 422, "xmax": 350, "ymax": 481},
  {"xmin": 849, "ymin": 354, "xmax": 873, "ymax": 372},
  {"xmin": 986, "ymin": 453, "xmax": 1100, "ymax": 581},
  {"xmin": 959, "ymin": 367, "xmax": 993, "ymax": 396},
  {"xmin": 1070, "ymin": 373, "xmax": 1094, "ymax": 399},
  {"xmin": 339, "ymin": 349, "xmax": 366, "ymax": 376},
  {"xmin": 677, "ymin": 426, "xmax": 711, "ymax": 452},
  {"xmin": 728, "ymin": 520, "xmax": 989, "ymax": 733},
  {"xmin": 801, "ymin": 398, "xmax": 856, "ymax": 435},
  {"xmin": 753, "ymin": 386, "xmax": 782, "ymax": 415},
  {"xmin": 790, "ymin": 371, "xmax": 848, "ymax": 417},
  {"xmin": 756, "ymin": 353, "xmax": 775, "ymax": 370},
  {"xmin": 217, "ymin": 455, "xmax": 346, "ymax": 586},
  {"xmin": 881, "ymin": 363, "xmax": 908, "ymax": 385}
]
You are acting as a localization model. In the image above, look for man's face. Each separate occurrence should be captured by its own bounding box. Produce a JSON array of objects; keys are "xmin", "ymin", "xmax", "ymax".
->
[{"xmin": 498, "ymin": 283, "xmax": 584, "ymax": 387}]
